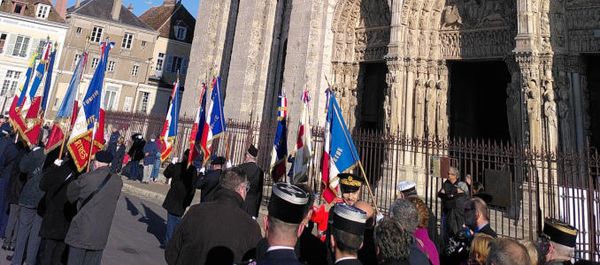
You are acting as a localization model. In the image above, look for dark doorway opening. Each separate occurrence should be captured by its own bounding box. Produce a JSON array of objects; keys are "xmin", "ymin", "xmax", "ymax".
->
[
  {"xmin": 586, "ymin": 55, "xmax": 600, "ymax": 150},
  {"xmin": 448, "ymin": 60, "xmax": 512, "ymax": 142},
  {"xmin": 358, "ymin": 62, "xmax": 387, "ymax": 131}
]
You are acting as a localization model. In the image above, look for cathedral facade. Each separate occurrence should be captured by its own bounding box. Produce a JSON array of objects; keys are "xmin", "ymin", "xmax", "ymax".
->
[{"xmin": 182, "ymin": 0, "xmax": 600, "ymax": 155}]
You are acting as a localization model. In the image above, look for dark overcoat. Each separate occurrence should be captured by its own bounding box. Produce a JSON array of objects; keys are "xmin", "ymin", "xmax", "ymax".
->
[
  {"xmin": 39, "ymin": 159, "xmax": 79, "ymax": 240},
  {"xmin": 237, "ymin": 162, "xmax": 264, "ymax": 217},
  {"xmin": 165, "ymin": 189, "xmax": 262, "ymax": 265},
  {"xmin": 162, "ymin": 162, "xmax": 197, "ymax": 216},
  {"xmin": 195, "ymin": 169, "xmax": 222, "ymax": 203}
]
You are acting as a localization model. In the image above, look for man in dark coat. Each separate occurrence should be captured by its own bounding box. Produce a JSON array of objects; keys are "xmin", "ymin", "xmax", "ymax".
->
[
  {"xmin": 464, "ymin": 197, "xmax": 497, "ymax": 238},
  {"xmin": 238, "ymin": 145, "xmax": 264, "ymax": 218},
  {"xmin": 257, "ymin": 183, "xmax": 310, "ymax": 265},
  {"xmin": 195, "ymin": 156, "xmax": 225, "ymax": 203},
  {"xmin": 127, "ymin": 133, "xmax": 145, "ymax": 180},
  {"xmin": 165, "ymin": 168, "xmax": 262, "ymax": 265},
  {"xmin": 65, "ymin": 150, "xmax": 123, "ymax": 265},
  {"xmin": 106, "ymin": 127, "xmax": 120, "ymax": 157},
  {"xmin": 0, "ymin": 124, "xmax": 18, "ymax": 241},
  {"xmin": 162, "ymin": 150, "xmax": 197, "ymax": 246},
  {"xmin": 110, "ymin": 137, "xmax": 126, "ymax": 173},
  {"xmin": 142, "ymin": 135, "xmax": 159, "ymax": 183},
  {"xmin": 39, "ymin": 156, "xmax": 81, "ymax": 265},
  {"xmin": 329, "ymin": 204, "xmax": 369, "ymax": 265},
  {"xmin": 11, "ymin": 140, "xmax": 47, "ymax": 265},
  {"xmin": 2, "ymin": 140, "xmax": 27, "ymax": 251}
]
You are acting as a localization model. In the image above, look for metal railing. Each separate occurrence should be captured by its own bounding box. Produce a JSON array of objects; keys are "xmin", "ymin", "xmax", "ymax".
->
[{"xmin": 105, "ymin": 111, "xmax": 599, "ymax": 261}]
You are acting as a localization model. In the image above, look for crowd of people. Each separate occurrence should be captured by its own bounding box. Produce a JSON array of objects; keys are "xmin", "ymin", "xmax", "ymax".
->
[{"xmin": 0, "ymin": 114, "xmax": 598, "ymax": 265}]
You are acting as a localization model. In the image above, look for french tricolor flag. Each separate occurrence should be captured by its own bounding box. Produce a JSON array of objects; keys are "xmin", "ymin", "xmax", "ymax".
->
[
  {"xmin": 160, "ymin": 80, "xmax": 181, "ymax": 161},
  {"xmin": 199, "ymin": 76, "xmax": 226, "ymax": 162},
  {"xmin": 320, "ymin": 89, "xmax": 361, "ymax": 203}
]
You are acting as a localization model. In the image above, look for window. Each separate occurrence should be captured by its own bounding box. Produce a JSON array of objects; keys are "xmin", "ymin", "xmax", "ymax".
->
[
  {"xmin": 103, "ymin": 85, "xmax": 119, "ymax": 111},
  {"xmin": 11, "ymin": 35, "xmax": 30, "ymax": 57},
  {"xmin": 107, "ymin": 61, "xmax": 115, "ymax": 72},
  {"xmin": 168, "ymin": 56, "xmax": 183, "ymax": 73},
  {"xmin": 90, "ymin": 26, "xmax": 103, "ymax": 43},
  {"xmin": 141, "ymin": 41, "xmax": 147, "ymax": 47},
  {"xmin": 123, "ymin": 96, "xmax": 133, "ymax": 112},
  {"xmin": 76, "ymin": 27, "xmax": 82, "ymax": 34},
  {"xmin": 131, "ymin": 65, "xmax": 139, "ymax": 76},
  {"xmin": 91, "ymin": 58, "xmax": 99, "ymax": 68},
  {"xmin": 0, "ymin": 34, "xmax": 7, "ymax": 54},
  {"xmin": 121, "ymin": 33, "xmax": 133, "ymax": 49},
  {"xmin": 73, "ymin": 54, "xmax": 82, "ymax": 68},
  {"xmin": 155, "ymin": 53, "xmax": 164, "ymax": 71},
  {"xmin": 13, "ymin": 3, "xmax": 24, "ymax": 14},
  {"xmin": 36, "ymin": 4, "xmax": 50, "ymax": 19},
  {"xmin": 36, "ymin": 39, "xmax": 49, "ymax": 57},
  {"xmin": 174, "ymin": 26, "xmax": 187, "ymax": 41},
  {"xmin": 1, "ymin": 70, "xmax": 21, "ymax": 96},
  {"xmin": 137, "ymin": 92, "xmax": 149, "ymax": 113}
]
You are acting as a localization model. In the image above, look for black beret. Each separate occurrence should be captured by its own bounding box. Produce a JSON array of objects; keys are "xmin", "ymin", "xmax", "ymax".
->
[
  {"xmin": 268, "ymin": 183, "xmax": 309, "ymax": 224},
  {"xmin": 95, "ymin": 150, "xmax": 113, "ymax": 163},
  {"xmin": 211, "ymin": 156, "xmax": 226, "ymax": 165},
  {"xmin": 543, "ymin": 218, "xmax": 578, "ymax": 248},
  {"xmin": 247, "ymin": 144, "xmax": 258, "ymax": 157}
]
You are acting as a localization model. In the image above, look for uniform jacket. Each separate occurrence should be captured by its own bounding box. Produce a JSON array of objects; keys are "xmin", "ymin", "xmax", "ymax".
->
[
  {"xmin": 165, "ymin": 189, "xmax": 262, "ymax": 265},
  {"xmin": 107, "ymin": 131, "xmax": 120, "ymax": 156},
  {"xmin": 335, "ymin": 258, "xmax": 363, "ymax": 265},
  {"xmin": 195, "ymin": 169, "xmax": 222, "ymax": 203},
  {"xmin": 162, "ymin": 162, "xmax": 197, "ymax": 216},
  {"xmin": 65, "ymin": 166, "xmax": 123, "ymax": 250},
  {"xmin": 0, "ymin": 137, "xmax": 19, "ymax": 180},
  {"xmin": 128, "ymin": 138, "xmax": 146, "ymax": 161},
  {"xmin": 18, "ymin": 147, "xmax": 46, "ymax": 208},
  {"xmin": 39, "ymin": 160, "xmax": 79, "ymax": 240},
  {"xmin": 257, "ymin": 248, "xmax": 303, "ymax": 265},
  {"xmin": 6, "ymin": 146, "xmax": 27, "ymax": 205},
  {"xmin": 143, "ymin": 140, "xmax": 159, "ymax": 165},
  {"xmin": 238, "ymin": 162, "xmax": 264, "ymax": 217},
  {"xmin": 476, "ymin": 223, "xmax": 497, "ymax": 238}
]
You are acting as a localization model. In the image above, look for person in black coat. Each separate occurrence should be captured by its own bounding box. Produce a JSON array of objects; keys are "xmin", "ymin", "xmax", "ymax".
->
[
  {"xmin": 38, "ymin": 156, "xmax": 81, "ymax": 265},
  {"xmin": 2, "ymin": 140, "xmax": 27, "ymax": 251},
  {"xmin": 195, "ymin": 156, "xmax": 225, "ymax": 203},
  {"xmin": 162, "ymin": 150, "xmax": 197, "ymax": 246},
  {"xmin": 127, "ymin": 133, "xmax": 145, "ymax": 180},
  {"xmin": 237, "ymin": 145, "xmax": 264, "ymax": 218},
  {"xmin": 0, "ymin": 124, "xmax": 19, "ymax": 245},
  {"xmin": 106, "ymin": 127, "xmax": 120, "ymax": 157},
  {"xmin": 165, "ymin": 168, "xmax": 262, "ymax": 265},
  {"xmin": 110, "ymin": 137, "xmax": 126, "ymax": 173}
]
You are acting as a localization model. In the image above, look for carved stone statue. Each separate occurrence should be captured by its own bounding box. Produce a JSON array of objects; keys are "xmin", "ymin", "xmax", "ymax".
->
[
  {"xmin": 544, "ymin": 90, "xmax": 558, "ymax": 150},
  {"xmin": 526, "ymin": 80, "xmax": 543, "ymax": 149},
  {"xmin": 557, "ymin": 81, "xmax": 573, "ymax": 151},
  {"xmin": 436, "ymin": 80, "xmax": 448, "ymax": 139},
  {"xmin": 425, "ymin": 79, "xmax": 437, "ymax": 137},
  {"xmin": 414, "ymin": 78, "xmax": 425, "ymax": 137},
  {"xmin": 442, "ymin": 5, "xmax": 462, "ymax": 29}
]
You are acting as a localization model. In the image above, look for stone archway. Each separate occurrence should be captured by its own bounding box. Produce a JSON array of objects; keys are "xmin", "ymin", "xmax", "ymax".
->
[{"xmin": 330, "ymin": 0, "xmax": 391, "ymax": 131}]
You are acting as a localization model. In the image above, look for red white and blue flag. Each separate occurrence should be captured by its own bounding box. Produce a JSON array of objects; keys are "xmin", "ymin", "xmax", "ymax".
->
[
  {"xmin": 292, "ymin": 89, "xmax": 312, "ymax": 183},
  {"xmin": 270, "ymin": 90, "xmax": 287, "ymax": 182},
  {"xmin": 67, "ymin": 41, "xmax": 114, "ymax": 171},
  {"xmin": 198, "ymin": 76, "xmax": 226, "ymax": 162},
  {"xmin": 320, "ymin": 89, "xmax": 361, "ymax": 203},
  {"xmin": 187, "ymin": 82, "xmax": 207, "ymax": 167},
  {"xmin": 160, "ymin": 80, "xmax": 181, "ymax": 161}
]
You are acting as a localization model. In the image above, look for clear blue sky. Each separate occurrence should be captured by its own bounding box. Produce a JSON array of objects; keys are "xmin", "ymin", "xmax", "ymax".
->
[{"xmin": 66, "ymin": 0, "xmax": 199, "ymax": 17}]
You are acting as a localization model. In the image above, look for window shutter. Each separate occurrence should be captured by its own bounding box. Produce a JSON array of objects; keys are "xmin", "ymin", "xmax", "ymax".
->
[
  {"xmin": 5, "ymin": 34, "xmax": 15, "ymax": 56},
  {"xmin": 166, "ymin": 55, "xmax": 173, "ymax": 73}
]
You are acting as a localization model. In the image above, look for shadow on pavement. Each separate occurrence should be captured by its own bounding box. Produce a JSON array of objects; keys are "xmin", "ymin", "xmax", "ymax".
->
[
  {"xmin": 138, "ymin": 203, "xmax": 166, "ymax": 244},
  {"xmin": 125, "ymin": 197, "xmax": 140, "ymax": 216}
]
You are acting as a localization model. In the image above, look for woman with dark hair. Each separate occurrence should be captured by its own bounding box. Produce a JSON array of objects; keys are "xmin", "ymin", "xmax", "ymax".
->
[{"xmin": 374, "ymin": 218, "xmax": 412, "ymax": 265}]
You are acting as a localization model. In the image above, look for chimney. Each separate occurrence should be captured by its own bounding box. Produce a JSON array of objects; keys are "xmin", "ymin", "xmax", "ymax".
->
[
  {"xmin": 127, "ymin": 3, "xmax": 133, "ymax": 12},
  {"xmin": 111, "ymin": 0, "xmax": 122, "ymax": 21},
  {"xmin": 54, "ymin": 0, "xmax": 67, "ymax": 18},
  {"xmin": 75, "ymin": 0, "xmax": 81, "ymax": 8}
]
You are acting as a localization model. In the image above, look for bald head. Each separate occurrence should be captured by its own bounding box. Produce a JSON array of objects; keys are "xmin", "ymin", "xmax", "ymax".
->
[
  {"xmin": 354, "ymin": 201, "xmax": 374, "ymax": 220},
  {"xmin": 486, "ymin": 238, "xmax": 531, "ymax": 265}
]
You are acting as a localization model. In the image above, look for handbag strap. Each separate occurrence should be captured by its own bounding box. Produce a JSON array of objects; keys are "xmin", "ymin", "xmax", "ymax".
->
[{"xmin": 80, "ymin": 173, "xmax": 112, "ymax": 209}]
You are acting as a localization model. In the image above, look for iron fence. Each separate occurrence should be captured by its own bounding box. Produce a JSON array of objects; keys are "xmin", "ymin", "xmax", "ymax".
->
[{"xmin": 105, "ymin": 111, "xmax": 599, "ymax": 261}]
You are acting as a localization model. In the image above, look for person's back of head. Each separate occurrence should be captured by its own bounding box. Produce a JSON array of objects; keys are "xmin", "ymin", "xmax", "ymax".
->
[
  {"xmin": 374, "ymin": 218, "xmax": 411, "ymax": 264},
  {"xmin": 486, "ymin": 238, "xmax": 530, "ymax": 265},
  {"xmin": 469, "ymin": 233, "xmax": 494, "ymax": 265},
  {"xmin": 389, "ymin": 198, "xmax": 418, "ymax": 233},
  {"xmin": 220, "ymin": 167, "xmax": 248, "ymax": 198},
  {"xmin": 407, "ymin": 197, "xmax": 429, "ymax": 229},
  {"xmin": 265, "ymin": 183, "xmax": 310, "ymax": 247},
  {"xmin": 520, "ymin": 240, "xmax": 540, "ymax": 265}
]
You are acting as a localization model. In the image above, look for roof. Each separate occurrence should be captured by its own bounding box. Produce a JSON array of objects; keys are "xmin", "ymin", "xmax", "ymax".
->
[
  {"xmin": 139, "ymin": 2, "xmax": 195, "ymax": 43},
  {"xmin": 67, "ymin": 0, "xmax": 153, "ymax": 31},
  {"xmin": 0, "ymin": 0, "xmax": 66, "ymax": 24}
]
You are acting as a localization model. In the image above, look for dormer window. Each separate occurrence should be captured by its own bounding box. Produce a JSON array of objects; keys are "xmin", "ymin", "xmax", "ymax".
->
[
  {"xmin": 174, "ymin": 26, "xmax": 187, "ymax": 41},
  {"xmin": 36, "ymin": 4, "xmax": 50, "ymax": 19},
  {"xmin": 13, "ymin": 3, "xmax": 24, "ymax": 14}
]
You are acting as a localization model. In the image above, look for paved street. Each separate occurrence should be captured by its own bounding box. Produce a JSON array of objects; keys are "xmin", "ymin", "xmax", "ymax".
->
[{"xmin": 0, "ymin": 194, "xmax": 168, "ymax": 265}]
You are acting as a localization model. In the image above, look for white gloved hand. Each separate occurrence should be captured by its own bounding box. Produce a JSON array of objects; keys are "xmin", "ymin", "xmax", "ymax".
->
[
  {"xmin": 226, "ymin": 161, "xmax": 232, "ymax": 169},
  {"xmin": 376, "ymin": 212, "xmax": 384, "ymax": 223},
  {"xmin": 54, "ymin": 159, "xmax": 64, "ymax": 166},
  {"xmin": 199, "ymin": 167, "xmax": 206, "ymax": 174}
]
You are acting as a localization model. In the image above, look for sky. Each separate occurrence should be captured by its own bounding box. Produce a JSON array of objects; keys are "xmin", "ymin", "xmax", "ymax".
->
[{"xmin": 66, "ymin": 0, "xmax": 199, "ymax": 17}]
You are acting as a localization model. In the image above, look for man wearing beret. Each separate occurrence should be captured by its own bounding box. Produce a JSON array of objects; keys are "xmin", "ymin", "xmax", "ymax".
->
[
  {"xmin": 195, "ymin": 156, "xmax": 226, "ymax": 203},
  {"xmin": 238, "ymin": 145, "xmax": 264, "ymax": 218},
  {"xmin": 65, "ymin": 150, "xmax": 123, "ymax": 265},
  {"xmin": 257, "ymin": 183, "xmax": 310, "ymax": 265},
  {"xmin": 543, "ymin": 218, "xmax": 578, "ymax": 265},
  {"xmin": 329, "ymin": 203, "xmax": 368, "ymax": 265}
]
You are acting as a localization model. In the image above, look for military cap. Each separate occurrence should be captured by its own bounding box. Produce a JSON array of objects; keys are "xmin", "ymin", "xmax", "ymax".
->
[
  {"xmin": 211, "ymin": 156, "xmax": 226, "ymax": 165},
  {"xmin": 247, "ymin": 144, "xmax": 258, "ymax": 157},
  {"xmin": 1, "ymin": 123, "xmax": 13, "ymax": 136},
  {"xmin": 268, "ymin": 182, "xmax": 310, "ymax": 224},
  {"xmin": 543, "ymin": 218, "xmax": 578, "ymax": 248},
  {"xmin": 397, "ymin": 180, "xmax": 417, "ymax": 196},
  {"xmin": 339, "ymin": 173, "xmax": 365, "ymax": 193},
  {"xmin": 95, "ymin": 150, "xmax": 113, "ymax": 163},
  {"xmin": 331, "ymin": 203, "xmax": 368, "ymax": 235}
]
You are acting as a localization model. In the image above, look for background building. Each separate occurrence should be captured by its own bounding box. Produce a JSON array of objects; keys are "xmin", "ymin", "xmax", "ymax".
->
[
  {"xmin": 0, "ymin": 0, "xmax": 68, "ymax": 114},
  {"xmin": 48, "ymin": 0, "xmax": 159, "ymax": 118}
]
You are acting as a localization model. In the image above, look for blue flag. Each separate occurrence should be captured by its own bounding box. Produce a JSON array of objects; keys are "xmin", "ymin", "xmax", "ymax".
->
[
  {"xmin": 327, "ymin": 92, "xmax": 360, "ymax": 173},
  {"xmin": 209, "ymin": 76, "xmax": 226, "ymax": 136},
  {"xmin": 83, "ymin": 42, "xmax": 113, "ymax": 130},
  {"xmin": 270, "ymin": 91, "xmax": 288, "ymax": 182},
  {"xmin": 41, "ymin": 50, "xmax": 56, "ymax": 111},
  {"xmin": 56, "ymin": 52, "xmax": 86, "ymax": 120}
]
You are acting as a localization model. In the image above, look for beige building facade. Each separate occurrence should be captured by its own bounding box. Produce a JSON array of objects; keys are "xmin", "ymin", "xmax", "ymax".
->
[
  {"xmin": 48, "ymin": 0, "xmax": 161, "ymax": 119},
  {"xmin": 0, "ymin": 0, "xmax": 67, "ymax": 114}
]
